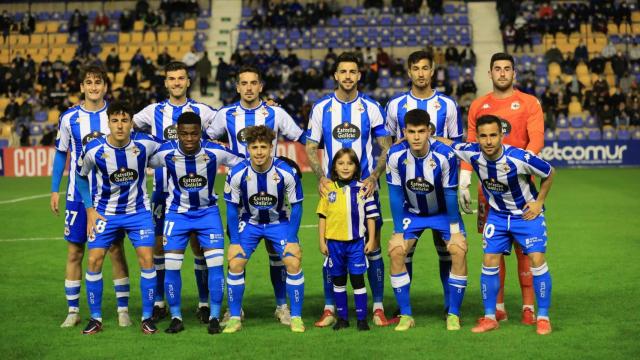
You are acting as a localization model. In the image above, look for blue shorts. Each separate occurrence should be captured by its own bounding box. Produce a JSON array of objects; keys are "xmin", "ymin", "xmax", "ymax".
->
[
  {"xmin": 151, "ymin": 192, "xmax": 168, "ymax": 236},
  {"xmin": 327, "ymin": 238, "xmax": 367, "ymax": 277},
  {"xmin": 235, "ymin": 222, "xmax": 294, "ymax": 260},
  {"xmin": 482, "ymin": 211, "xmax": 548, "ymax": 255},
  {"xmin": 89, "ymin": 211, "xmax": 155, "ymax": 249},
  {"xmin": 64, "ymin": 200, "xmax": 89, "ymax": 244},
  {"xmin": 163, "ymin": 207, "xmax": 225, "ymax": 251},
  {"xmin": 402, "ymin": 211, "xmax": 466, "ymax": 241}
]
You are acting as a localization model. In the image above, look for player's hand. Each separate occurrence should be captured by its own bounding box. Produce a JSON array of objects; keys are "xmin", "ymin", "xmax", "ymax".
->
[
  {"xmin": 318, "ymin": 176, "xmax": 332, "ymax": 197},
  {"xmin": 86, "ymin": 208, "xmax": 106, "ymax": 239},
  {"xmin": 361, "ymin": 175, "xmax": 378, "ymax": 198},
  {"xmin": 364, "ymin": 240, "xmax": 379, "ymax": 254},
  {"xmin": 394, "ymin": 136, "xmax": 405, "ymax": 145},
  {"xmin": 522, "ymin": 200, "xmax": 543, "ymax": 220},
  {"xmin": 447, "ymin": 232, "xmax": 468, "ymax": 253},
  {"xmin": 227, "ymin": 244, "xmax": 246, "ymax": 261},
  {"xmin": 319, "ymin": 241, "xmax": 329, "ymax": 256},
  {"xmin": 387, "ymin": 233, "xmax": 406, "ymax": 255},
  {"xmin": 458, "ymin": 186, "xmax": 473, "ymax": 214},
  {"xmin": 50, "ymin": 192, "xmax": 60, "ymax": 216}
]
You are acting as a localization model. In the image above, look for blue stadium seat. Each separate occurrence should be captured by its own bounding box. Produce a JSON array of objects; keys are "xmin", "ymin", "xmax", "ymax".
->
[
  {"xmin": 545, "ymin": 129, "xmax": 555, "ymax": 141},
  {"xmin": 355, "ymin": 16, "xmax": 367, "ymax": 27},
  {"xmin": 556, "ymin": 116, "xmax": 569, "ymax": 128},
  {"xmin": 34, "ymin": 111, "xmax": 47, "ymax": 122},
  {"xmin": 30, "ymin": 123, "xmax": 43, "ymax": 136},
  {"xmin": 0, "ymin": 139, "xmax": 8, "ymax": 148},
  {"xmin": 327, "ymin": 17, "xmax": 340, "ymax": 27},
  {"xmin": 37, "ymin": 12, "xmax": 50, "ymax": 21},
  {"xmin": 242, "ymin": 7, "xmax": 252, "ymax": 18},
  {"xmin": 197, "ymin": 20, "xmax": 210, "ymax": 30},
  {"xmin": 380, "ymin": 16, "xmax": 392, "ymax": 26},
  {"xmin": 603, "ymin": 128, "xmax": 616, "ymax": 140},
  {"xmin": 343, "ymin": 6, "xmax": 354, "ymax": 15},
  {"xmin": 587, "ymin": 129, "xmax": 601, "ymax": 140},
  {"xmin": 570, "ymin": 116, "xmax": 584, "ymax": 128},
  {"xmin": 556, "ymin": 129, "xmax": 571, "ymax": 140},
  {"xmin": 632, "ymin": 129, "xmax": 640, "ymax": 140},
  {"xmin": 323, "ymin": 78, "xmax": 334, "ymax": 90},
  {"xmin": 617, "ymin": 129, "xmax": 631, "ymax": 140},
  {"xmin": 458, "ymin": 15, "xmax": 469, "ymax": 25},
  {"xmin": 341, "ymin": 16, "xmax": 353, "ymax": 27},
  {"xmin": 444, "ymin": 4, "xmax": 456, "ymax": 14},
  {"xmin": 585, "ymin": 116, "xmax": 598, "ymax": 128},
  {"xmin": 433, "ymin": 15, "xmax": 443, "ymax": 25},
  {"xmin": 406, "ymin": 16, "xmax": 417, "ymax": 26},
  {"xmin": 572, "ymin": 129, "xmax": 586, "ymax": 140},
  {"xmin": 379, "ymin": 77, "xmax": 391, "ymax": 89}
]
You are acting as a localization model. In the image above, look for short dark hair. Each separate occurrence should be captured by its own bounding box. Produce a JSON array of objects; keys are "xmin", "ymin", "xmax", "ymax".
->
[
  {"xmin": 237, "ymin": 65, "xmax": 262, "ymax": 82},
  {"xmin": 165, "ymin": 61, "xmax": 189, "ymax": 76},
  {"xmin": 404, "ymin": 109, "xmax": 431, "ymax": 128},
  {"xmin": 330, "ymin": 148, "xmax": 361, "ymax": 182},
  {"xmin": 279, "ymin": 156, "xmax": 302, "ymax": 179},
  {"xmin": 489, "ymin": 52, "xmax": 515, "ymax": 69},
  {"xmin": 244, "ymin": 125, "xmax": 275, "ymax": 145},
  {"xmin": 475, "ymin": 114, "xmax": 502, "ymax": 131},
  {"xmin": 107, "ymin": 100, "xmax": 133, "ymax": 119},
  {"xmin": 80, "ymin": 64, "xmax": 109, "ymax": 84},
  {"xmin": 335, "ymin": 52, "xmax": 361, "ymax": 71},
  {"xmin": 407, "ymin": 50, "xmax": 434, "ymax": 68},
  {"xmin": 177, "ymin": 112, "xmax": 201, "ymax": 126}
]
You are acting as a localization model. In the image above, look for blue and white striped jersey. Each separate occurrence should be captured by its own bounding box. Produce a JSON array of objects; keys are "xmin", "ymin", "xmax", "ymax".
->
[
  {"xmin": 205, "ymin": 101, "xmax": 305, "ymax": 156},
  {"xmin": 386, "ymin": 139, "xmax": 458, "ymax": 216},
  {"xmin": 55, "ymin": 103, "xmax": 109, "ymax": 202},
  {"xmin": 149, "ymin": 140, "xmax": 244, "ymax": 213},
  {"xmin": 133, "ymin": 98, "xmax": 217, "ymax": 193},
  {"xmin": 308, "ymin": 92, "xmax": 389, "ymax": 178},
  {"xmin": 385, "ymin": 90, "xmax": 462, "ymax": 140},
  {"xmin": 451, "ymin": 143, "xmax": 553, "ymax": 216},
  {"xmin": 224, "ymin": 157, "xmax": 304, "ymax": 225},
  {"xmin": 78, "ymin": 132, "xmax": 161, "ymax": 215}
]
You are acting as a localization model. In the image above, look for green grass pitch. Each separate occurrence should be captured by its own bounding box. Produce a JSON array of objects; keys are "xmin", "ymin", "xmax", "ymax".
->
[{"xmin": 0, "ymin": 168, "xmax": 639, "ymax": 359}]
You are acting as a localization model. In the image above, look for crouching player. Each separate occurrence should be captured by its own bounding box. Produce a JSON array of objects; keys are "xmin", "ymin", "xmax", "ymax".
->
[
  {"xmin": 223, "ymin": 125, "xmax": 306, "ymax": 333},
  {"xmin": 317, "ymin": 148, "xmax": 379, "ymax": 331},
  {"xmin": 75, "ymin": 101, "xmax": 161, "ymax": 334},
  {"xmin": 386, "ymin": 109, "xmax": 468, "ymax": 331},
  {"xmin": 436, "ymin": 114, "xmax": 554, "ymax": 335},
  {"xmin": 148, "ymin": 112, "xmax": 243, "ymax": 334}
]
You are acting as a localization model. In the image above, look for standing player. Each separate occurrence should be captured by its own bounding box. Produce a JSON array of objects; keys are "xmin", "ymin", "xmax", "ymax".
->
[
  {"xmin": 206, "ymin": 65, "xmax": 306, "ymax": 325},
  {"xmin": 50, "ymin": 65, "xmax": 131, "ymax": 328},
  {"xmin": 134, "ymin": 61, "xmax": 218, "ymax": 322},
  {"xmin": 437, "ymin": 114, "xmax": 554, "ymax": 335},
  {"xmin": 75, "ymin": 101, "xmax": 161, "ymax": 334},
  {"xmin": 148, "ymin": 112, "xmax": 243, "ymax": 334},
  {"xmin": 385, "ymin": 50, "xmax": 464, "ymax": 315},
  {"xmin": 461, "ymin": 52, "xmax": 544, "ymax": 324},
  {"xmin": 223, "ymin": 125, "xmax": 306, "ymax": 333},
  {"xmin": 386, "ymin": 109, "xmax": 468, "ymax": 331},
  {"xmin": 306, "ymin": 52, "xmax": 392, "ymax": 327}
]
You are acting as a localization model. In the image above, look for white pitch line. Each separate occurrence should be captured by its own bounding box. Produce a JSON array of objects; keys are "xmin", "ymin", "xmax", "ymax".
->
[{"xmin": 0, "ymin": 192, "xmax": 66, "ymax": 204}]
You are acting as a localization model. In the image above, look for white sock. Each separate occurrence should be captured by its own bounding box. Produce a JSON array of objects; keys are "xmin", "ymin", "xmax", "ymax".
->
[
  {"xmin": 496, "ymin": 303, "xmax": 505, "ymax": 311},
  {"xmin": 485, "ymin": 314, "xmax": 496, "ymax": 320},
  {"xmin": 324, "ymin": 304, "xmax": 335, "ymax": 312},
  {"xmin": 523, "ymin": 304, "xmax": 535, "ymax": 311},
  {"xmin": 154, "ymin": 301, "xmax": 165, "ymax": 308},
  {"xmin": 198, "ymin": 302, "xmax": 208, "ymax": 308},
  {"xmin": 372, "ymin": 302, "xmax": 384, "ymax": 312}
]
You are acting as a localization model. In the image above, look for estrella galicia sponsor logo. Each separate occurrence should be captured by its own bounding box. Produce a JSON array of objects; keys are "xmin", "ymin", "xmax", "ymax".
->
[
  {"xmin": 482, "ymin": 178, "xmax": 509, "ymax": 193},
  {"xmin": 332, "ymin": 122, "xmax": 361, "ymax": 144},
  {"xmin": 164, "ymin": 124, "xmax": 178, "ymax": 140},
  {"xmin": 110, "ymin": 167, "xmax": 139, "ymax": 186},
  {"xmin": 249, "ymin": 191, "xmax": 277, "ymax": 210},
  {"xmin": 406, "ymin": 177, "xmax": 435, "ymax": 194},
  {"xmin": 82, "ymin": 131, "xmax": 104, "ymax": 145},
  {"xmin": 237, "ymin": 128, "xmax": 247, "ymax": 144},
  {"xmin": 500, "ymin": 119, "xmax": 512, "ymax": 136},
  {"xmin": 179, "ymin": 173, "xmax": 207, "ymax": 192}
]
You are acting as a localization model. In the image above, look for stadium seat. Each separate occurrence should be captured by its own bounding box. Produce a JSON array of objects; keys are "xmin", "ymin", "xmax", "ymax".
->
[
  {"xmin": 569, "ymin": 115, "xmax": 584, "ymax": 128},
  {"xmin": 572, "ymin": 129, "xmax": 586, "ymax": 140},
  {"xmin": 603, "ymin": 128, "xmax": 616, "ymax": 140},
  {"xmin": 587, "ymin": 129, "xmax": 601, "ymax": 140},
  {"xmin": 585, "ymin": 116, "xmax": 598, "ymax": 128},
  {"xmin": 545, "ymin": 129, "xmax": 555, "ymax": 141},
  {"xmin": 631, "ymin": 129, "xmax": 640, "ymax": 140},
  {"xmin": 617, "ymin": 129, "xmax": 631, "ymax": 140},
  {"xmin": 556, "ymin": 129, "xmax": 571, "ymax": 140},
  {"xmin": 556, "ymin": 116, "xmax": 569, "ymax": 129}
]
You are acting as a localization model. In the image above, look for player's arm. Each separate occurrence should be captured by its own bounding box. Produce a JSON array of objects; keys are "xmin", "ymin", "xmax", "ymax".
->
[
  {"xmin": 459, "ymin": 103, "xmax": 479, "ymax": 213},
  {"xmin": 442, "ymin": 151, "xmax": 467, "ymax": 252},
  {"xmin": 385, "ymin": 152, "xmax": 405, "ymax": 235},
  {"xmin": 51, "ymin": 117, "xmax": 71, "ymax": 215},
  {"xmin": 317, "ymin": 199, "xmax": 329, "ymax": 255},
  {"xmin": 446, "ymin": 100, "xmax": 464, "ymax": 142},
  {"xmin": 525, "ymin": 97, "xmax": 545, "ymax": 154},
  {"xmin": 132, "ymin": 106, "xmax": 153, "ymax": 133},
  {"xmin": 363, "ymin": 102, "xmax": 392, "ymax": 197},
  {"xmin": 384, "ymin": 100, "xmax": 398, "ymax": 139},
  {"xmin": 363, "ymin": 192, "xmax": 380, "ymax": 253},
  {"xmin": 278, "ymin": 108, "xmax": 306, "ymax": 145},
  {"xmin": 204, "ymin": 109, "xmax": 226, "ymax": 140},
  {"xmin": 224, "ymin": 171, "xmax": 246, "ymax": 259},
  {"xmin": 75, "ymin": 150, "xmax": 105, "ymax": 237},
  {"xmin": 523, "ymin": 156, "xmax": 555, "ymax": 220}
]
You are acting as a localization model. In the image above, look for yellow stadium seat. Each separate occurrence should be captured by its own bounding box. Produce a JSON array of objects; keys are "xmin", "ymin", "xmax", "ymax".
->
[
  {"xmin": 45, "ymin": 21, "xmax": 60, "ymax": 33},
  {"xmin": 619, "ymin": 23, "xmax": 631, "ymax": 34},
  {"xmin": 568, "ymin": 98, "xmax": 582, "ymax": 115},
  {"xmin": 115, "ymin": 71, "xmax": 126, "ymax": 85},
  {"xmin": 0, "ymin": 50, "xmax": 9, "ymax": 64},
  {"xmin": 131, "ymin": 32, "xmax": 143, "ymax": 43},
  {"xmin": 141, "ymin": 45, "xmax": 156, "ymax": 58},
  {"xmin": 143, "ymin": 31, "xmax": 156, "ymax": 43},
  {"xmin": 133, "ymin": 21, "xmax": 144, "ymax": 32},
  {"xmin": 48, "ymin": 109, "xmax": 60, "ymax": 124},
  {"xmin": 14, "ymin": 35, "xmax": 30, "ymax": 48},
  {"xmin": 548, "ymin": 62, "xmax": 561, "ymax": 81},
  {"xmin": 0, "ymin": 98, "xmax": 10, "ymax": 113},
  {"xmin": 169, "ymin": 31, "xmax": 183, "ymax": 43},
  {"xmin": 31, "ymin": 52, "xmax": 45, "ymax": 63},
  {"xmin": 576, "ymin": 62, "xmax": 589, "ymax": 77},
  {"xmin": 53, "ymin": 33, "xmax": 68, "ymax": 45},
  {"xmin": 604, "ymin": 62, "xmax": 614, "ymax": 75},
  {"xmin": 157, "ymin": 31, "xmax": 169, "ymax": 43},
  {"xmin": 119, "ymin": 32, "xmax": 131, "ymax": 43},
  {"xmin": 607, "ymin": 23, "xmax": 619, "ymax": 35},
  {"xmin": 632, "ymin": 11, "xmax": 640, "ymax": 22},
  {"xmin": 606, "ymin": 75, "xmax": 616, "ymax": 88},
  {"xmin": 30, "ymin": 34, "xmax": 45, "ymax": 46},
  {"xmin": 34, "ymin": 22, "xmax": 47, "ymax": 33},
  {"xmin": 632, "ymin": 23, "xmax": 640, "ymax": 34},
  {"xmin": 184, "ymin": 19, "xmax": 196, "ymax": 30}
]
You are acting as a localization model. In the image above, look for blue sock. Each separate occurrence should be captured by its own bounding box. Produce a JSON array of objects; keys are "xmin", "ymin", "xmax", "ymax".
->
[
  {"xmin": 354, "ymin": 287, "xmax": 368, "ymax": 321},
  {"xmin": 322, "ymin": 259, "xmax": 335, "ymax": 308},
  {"xmin": 164, "ymin": 253, "xmax": 184, "ymax": 319},
  {"xmin": 268, "ymin": 252, "xmax": 287, "ymax": 307},
  {"xmin": 405, "ymin": 247, "xmax": 415, "ymax": 280},
  {"xmin": 531, "ymin": 263, "xmax": 552, "ymax": 318},
  {"xmin": 481, "ymin": 266, "xmax": 500, "ymax": 317},
  {"xmin": 286, "ymin": 270, "xmax": 305, "ymax": 317},
  {"xmin": 390, "ymin": 272, "xmax": 412, "ymax": 316},
  {"xmin": 85, "ymin": 271, "xmax": 103, "ymax": 320},
  {"xmin": 194, "ymin": 256, "xmax": 209, "ymax": 306},
  {"xmin": 447, "ymin": 273, "xmax": 467, "ymax": 316},
  {"xmin": 333, "ymin": 284, "xmax": 348, "ymax": 320},
  {"xmin": 113, "ymin": 277, "xmax": 130, "ymax": 311},
  {"xmin": 366, "ymin": 248, "xmax": 385, "ymax": 305},
  {"xmin": 64, "ymin": 279, "xmax": 81, "ymax": 312},
  {"xmin": 140, "ymin": 268, "xmax": 157, "ymax": 320},
  {"xmin": 153, "ymin": 255, "xmax": 165, "ymax": 305},
  {"xmin": 204, "ymin": 249, "xmax": 225, "ymax": 319},
  {"xmin": 436, "ymin": 245, "xmax": 452, "ymax": 310},
  {"xmin": 227, "ymin": 271, "xmax": 245, "ymax": 318}
]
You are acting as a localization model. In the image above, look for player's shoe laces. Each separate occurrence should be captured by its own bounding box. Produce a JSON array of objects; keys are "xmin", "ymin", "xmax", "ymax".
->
[
  {"xmin": 290, "ymin": 317, "xmax": 305, "ymax": 333},
  {"xmin": 141, "ymin": 318, "xmax": 158, "ymax": 334},
  {"xmin": 446, "ymin": 314, "xmax": 461, "ymax": 331},
  {"xmin": 165, "ymin": 318, "xmax": 185, "ymax": 334},
  {"xmin": 207, "ymin": 317, "xmax": 221, "ymax": 334},
  {"xmin": 357, "ymin": 320, "xmax": 370, "ymax": 331},
  {"xmin": 522, "ymin": 308, "xmax": 536, "ymax": 325},
  {"xmin": 386, "ymin": 309, "xmax": 401, "ymax": 325},
  {"xmin": 274, "ymin": 304, "xmax": 291, "ymax": 325},
  {"xmin": 81, "ymin": 318, "xmax": 102, "ymax": 335},
  {"xmin": 151, "ymin": 305, "xmax": 168, "ymax": 322},
  {"xmin": 332, "ymin": 318, "xmax": 350, "ymax": 330},
  {"xmin": 61, "ymin": 312, "xmax": 81, "ymax": 328},
  {"xmin": 372, "ymin": 308, "xmax": 390, "ymax": 326},
  {"xmin": 471, "ymin": 317, "xmax": 499, "ymax": 333},
  {"xmin": 314, "ymin": 309, "xmax": 336, "ymax": 327},
  {"xmin": 536, "ymin": 319, "xmax": 552, "ymax": 335},
  {"xmin": 220, "ymin": 308, "xmax": 244, "ymax": 326},
  {"xmin": 394, "ymin": 315, "xmax": 415, "ymax": 331},
  {"xmin": 118, "ymin": 310, "xmax": 132, "ymax": 327},
  {"xmin": 222, "ymin": 318, "xmax": 242, "ymax": 334},
  {"xmin": 197, "ymin": 306, "xmax": 210, "ymax": 324},
  {"xmin": 496, "ymin": 309, "xmax": 508, "ymax": 322}
]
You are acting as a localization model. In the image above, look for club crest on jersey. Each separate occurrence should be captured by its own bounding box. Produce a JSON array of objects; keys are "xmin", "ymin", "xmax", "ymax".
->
[
  {"xmin": 501, "ymin": 163, "xmax": 511, "ymax": 173},
  {"xmin": 164, "ymin": 124, "xmax": 178, "ymax": 140},
  {"xmin": 110, "ymin": 167, "xmax": 139, "ymax": 186},
  {"xmin": 328, "ymin": 191, "xmax": 337, "ymax": 203},
  {"xmin": 201, "ymin": 154, "xmax": 210, "ymax": 162},
  {"xmin": 406, "ymin": 177, "xmax": 435, "ymax": 194},
  {"xmin": 249, "ymin": 191, "xmax": 277, "ymax": 210},
  {"xmin": 482, "ymin": 178, "xmax": 509, "ymax": 193},
  {"xmin": 511, "ymin": 101, "xmax": 520, "ymax": 110},
  {"xmin": 357, "ymin": 104, "xmax": 365, "ymax": 113},
  {"xmin": 100, "ymin": 152, "xmax": 109, "ymax": 159},
  {"xmin": 82, "ymin": 131, "xmax": 104, "ymax": 145},
  {"xmin": 428, "ymin": 158, "xmax": 437, "ymax": 168},
  {"xmin": 482, "ymin": 103, "xmax": 490, "ymax": 109},
  {"xmin": 131, "ymin": 146, "xmax": 140, "ymax": 155},
  {"xmin": 162, "ymin": 235, "xmax": 168, "ymax": 246},
  {"xmin": 272, "ymin": 172, "xmax": 280, "ymax": 183},
  {"xmin": 332, "ymin": 122, "xmax": 361, "ymax": 144},
  {"xmin": 64, "ymin": 226, "xmax": 70, "ymax": 236},
  {"xmin": 179, "ymin": 172, "xmax": 207, "ymax": 192},
  {"xmin": 432, "ymin": 101, "xmax": 441, "ymax": 111},
  {"xmin": 224, "ymin": 182, "xmax": 231, "ymax": 193}
]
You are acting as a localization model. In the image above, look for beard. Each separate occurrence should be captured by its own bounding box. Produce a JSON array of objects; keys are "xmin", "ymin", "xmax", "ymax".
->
[{"xmin": 493, "ymin": 78, "xmax": 513, "ymax": 91}]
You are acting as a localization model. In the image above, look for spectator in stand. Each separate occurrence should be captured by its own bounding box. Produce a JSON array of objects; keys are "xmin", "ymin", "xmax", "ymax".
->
[
  {"xmin": 182, "ymin": 46, "xmax": 199, "ymax": 79},
  {"xmin": 574, "ymin": 39, "xmax": 589, "ymax": 63},
  {"xmin": 40, "ymin": 125, "xmax": 57, "ymax": 146},
  {"xmin": 445, "ymin": 44, "xmax": 460, "ymax": 65},
  {"xmin": 120, "ymin": 10, "xmax": 135, "ymax": 33},
  {"xmin": 609, "ymin": 87, "xmax": 625, "ymax": 111},
  {"xmin": 187, "ymin": 0, "xmax": 200, "ymax": 18},
  {"xmin": 561, "ymin": 52, "xmax": 576, "ymax": 75},
  {"xmin": 4, "ymin": 97, "xmax": 19, "ymax": 121},
  {"xmin": 593, "ymin": 74, "xmax": 609, "ymax": 96},
  {"xmin": 19, "ymin": 12, "xmax": 35, "ymax": 36},
  {"xmin": 629, "ymin": 42, "xmax": 640, "ymax": 66},
  {"xmin": 284, "ymin": 48, "xmax": 300, "ymax": 69},
  {"xmin": 1, "ymin": 10, "xmax": 12, "ymax": 44},
  {"xmin": 457, "ymin": 71, "xmax": 477, "ymax": 105},
  {"xmin": 427, "ymin": 0, "xmax": 444, "ymax": 15},
  {"xmin": 157, "ymin": 47, "xmax": 173, "ymax": 68},
  {"xmin": 616, "ymin": 102, "xmax": 631, "ymax": 128},
  {"xmin": 123, "ymin": 68, "xmax": 138, "ymax": 90},
  {"xmin": 601, "ymin": 40, "xmax": 616, "ymax": 60},
  {"xmin": 136, "ymin": 0, "xmax": 150, "ymax": 20},
  {"xmin": 364, "ymin": 0, "xmax": 383, "ymax": 17},
  {"xmin": 68, "ymin": 9, "xmax": 83, "ymax": 36},
  {"xmin": 94, "ymin": 11, "xmax": 109, "ymax": 33},
  {"xmin": 613, "ymin": 1, "xmax": 632, "ymax": 28},
  {"xmin": 144, "ymin": 10, "xmax": 161, "ymax": 39},
  {"xmin": 544, "ymin": 43, "xmax": 563, "ymax": 65},
  {"xmin": 376, "ymin": 47, "xmax": 391, "ymax": 69},
  {"xmin": 565, "ymin": 77, "xmax": 584, "ymax": 102},
  {"xmin": 540, "ymin": 87, "xmax": 557, "ymax": 130},
  {"xmin": 195, "ymin": 51, "xmax": 212, "ymax": 96},
  {"xmin": 611, "ymin": 51, "xmax": 629, "ymax": 82},
  {"xmin": 599, "ymin": 103, "xmax": 615, "ymax": 128},
  {"xmin": 628, "ymin": 97, "xmax": 640, "ymax": 126},
  {"xmin": 131, "ymin": 48, "xmax": 145, "ymax": 68},
  {"xmin": 141, "ymin": 57, "xmax": 156, "ymax": 82},
  {"xmin": 106, "ymin": 47, "xmax": 121, "ymax": 79},
  {"xmin": 619, "ymin": 72, "xmax": 635, "ymax": 95},
  {"xmin": 19, "ymin": 123, "xmax": 30, "ymax": 146},
  {"xmin": 502, "ymin": 25, "xmax": 515, "ymax": 52},
  {"xmin": 460, "ymin": 45, "xmax": 476, "ymax": 68},
  {"xmin": 589, "ymin": 55, "xmax": 606, "ymax": 75}
]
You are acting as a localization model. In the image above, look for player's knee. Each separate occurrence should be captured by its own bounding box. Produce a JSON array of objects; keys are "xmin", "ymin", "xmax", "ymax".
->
[
  {"xmin": 349, "ymin": 273, "xmax": 365, "ymax": 289},
  {"xmin": 388, "ymin": 243, "xmax": 406, "ymax": 260},
  {"xmin": 528, "ymin": 252, "xmax": 546, "ymax": 268},
  {"xmin": 283, "ymin": 257, "xmax": 301, "ymax": 273},
  {"xmin": 228, "ymin": 259, "xmax": 245, "ymax": 273},
  {"xmin": 87, "ymin": 254, "xmax": 104, "ymax": 271},
  {"xmin": 67, "ymin": 245, "xmax": 84, "ymax": 264},
  {"xmin": 483, "ymin": 253, "xmax": 501, "ymax": 267}
]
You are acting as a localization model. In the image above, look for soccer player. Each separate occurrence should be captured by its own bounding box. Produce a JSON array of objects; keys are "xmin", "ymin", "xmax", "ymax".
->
[
  {"xmin": 306, "ymin": 52, "xmax": 392, "ymax": 327},
  {"xmin": 223, "ymin": 125, "xmax": 306, "ymax": 333},
  {"xmin": 206, "ymin": 65, "xmax": 305, "ymax": 325},
  {"xmin": 148, "ymin": 112, "xmax": 243, "ymax": 334},
  {"xmin": 386, "ymin": 109, "xmax": 468, "ymax": 331},
  {"xmin": 460, "ymin": 52, "xmax": 544, "ymax": 324},
  {"xmin": 75, "ymin": 101, "xmax": 161, "ymax": 334},
  {"xmin": 385, "ymin": 50, "xmax": 464, "ymax": 316},
  {"xmin": 317, "ymin": 148, "xmax": 379, "ymax": 331},
  {"xmin": 134, "ymin": 61, "xmax": 218, "ymax": 322},
  {"xmin": 436, "ymin": 114, "xmax": 554, "ymax": 335},
  {"xmin": 50, "ymin": 65, "xmax": 131, "ymax": 328}
]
